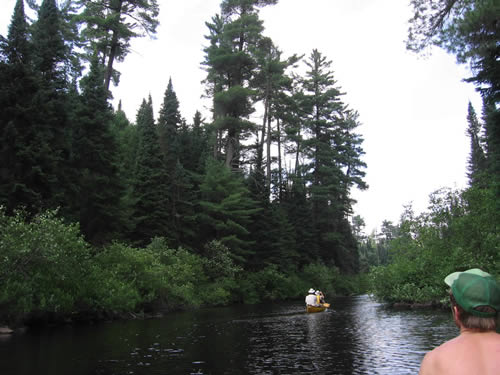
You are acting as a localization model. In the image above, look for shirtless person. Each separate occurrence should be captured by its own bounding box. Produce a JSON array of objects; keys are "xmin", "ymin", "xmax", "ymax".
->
[{"xmin": 419, "ymin": 268, "xmax": 500, "ymax": 375}]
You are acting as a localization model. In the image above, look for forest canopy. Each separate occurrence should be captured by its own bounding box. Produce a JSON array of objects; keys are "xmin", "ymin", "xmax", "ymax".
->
[
  {"xmin": 0, "ymin": 0, "xmax": 498, "ymax": 324},
  {"xmin": 0, "ymin": 0, "xmax": 366, "ymax": 277}
]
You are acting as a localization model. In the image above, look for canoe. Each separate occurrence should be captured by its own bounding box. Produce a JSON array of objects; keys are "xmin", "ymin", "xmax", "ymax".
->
[{"xmin": 306, "ymin": 303, "xmax": 330, "ymax": 313}]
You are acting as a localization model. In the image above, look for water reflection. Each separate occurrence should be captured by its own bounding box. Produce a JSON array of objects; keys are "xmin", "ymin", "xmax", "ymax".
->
[{"xmin": 0, "ymin": 295, "xmax": 458, "ymax": 374}]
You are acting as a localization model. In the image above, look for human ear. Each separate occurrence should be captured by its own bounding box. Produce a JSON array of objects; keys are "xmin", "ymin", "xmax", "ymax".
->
[{"xmin": 452, "ymin": 306, "xmax": 460, "ymax": 327}]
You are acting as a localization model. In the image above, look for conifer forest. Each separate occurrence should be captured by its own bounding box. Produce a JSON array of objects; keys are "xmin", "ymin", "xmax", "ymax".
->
[{"xmin": 0, "ymin": 0, "xmax": 498, "ymax": 325}]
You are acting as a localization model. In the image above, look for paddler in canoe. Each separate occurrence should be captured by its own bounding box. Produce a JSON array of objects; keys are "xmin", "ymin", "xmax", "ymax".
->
[{"xmin": 305, "ymin": 288, "xmax": 330, "ymax": 313}]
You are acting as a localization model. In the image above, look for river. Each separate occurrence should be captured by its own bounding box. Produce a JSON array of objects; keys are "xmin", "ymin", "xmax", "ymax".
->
[{"xmin": 0, "ymin": 295, "xmax": 457, "ymax": 374}]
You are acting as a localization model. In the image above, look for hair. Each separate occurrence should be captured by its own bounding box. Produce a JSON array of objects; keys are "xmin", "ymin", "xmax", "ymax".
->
[{"xmin": 450, "ymin": 293, "xmax": 498, "ymax": 331}]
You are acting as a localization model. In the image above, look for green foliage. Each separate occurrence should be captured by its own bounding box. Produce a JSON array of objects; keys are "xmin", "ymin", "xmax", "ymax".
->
[
  {"xmin": 0, "ymin": 0, "xmax": 372, "ymax": 321},
  {"xmin": 92, "ymin": 242, "xmax": 165, "ymax": 311},
  {"xmin": 407, "ymin": 1, "xmax": 500, "ymax": 204},
  {"xmin": 369, "ymin": 187, "xmax": 499, "ymax": 304},
  {"xmin": 68, "ymin": 57, "xmax": 126, "ymax": 245},
  {"xmin": 75, "ymin": 0, "xmax": 160, "ymax": 89},
  {"xmin": 197, "ymin": 159, "xmax": 260, "ymax": 263},
  {"xmin": 298, "ymin": 49, "xmax": 366, "ymax": 271},
  {"xmin": 235, "ymin": 265, "xmax": 293, "ymax": 304},
  {"xmin": 202, "ymin": 240, "xmax": 242, "ymax": 280},
  {"xmin": 130, "ymin": 96, "xmax": 170, "ymax": 245},
  {"xmin": 0, "ymin": 208, "xmax": 91, "ymax": 319},
  {"xmin": 0, "ymin": 208, "xmax": 367, "ymax": 324}
]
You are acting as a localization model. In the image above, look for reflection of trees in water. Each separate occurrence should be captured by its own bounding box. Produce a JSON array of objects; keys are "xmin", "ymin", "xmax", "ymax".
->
[{"xmin": 1, "ymin": 297, "xmax": 458, "ymax": 374}]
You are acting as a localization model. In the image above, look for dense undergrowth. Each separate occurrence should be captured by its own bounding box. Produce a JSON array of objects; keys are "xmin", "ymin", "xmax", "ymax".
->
[
  {"xmin": 0, "ymin": 208, "xmax": 363, "ymax": 327},
  {"xmin": 368, "ymin": 187, "xmax": 499, "ymax": 306}
]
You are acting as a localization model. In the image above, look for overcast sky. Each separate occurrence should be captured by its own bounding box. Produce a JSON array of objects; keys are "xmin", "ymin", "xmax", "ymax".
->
[{"xmin": 1, "ymin": 0, "xmax": 483, "ymax": 234}]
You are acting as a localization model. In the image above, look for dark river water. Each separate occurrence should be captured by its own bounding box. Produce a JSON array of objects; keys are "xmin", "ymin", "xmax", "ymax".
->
[{"xmin": 0, "ymin": 295, "xmax": 458, "ymax": 375}]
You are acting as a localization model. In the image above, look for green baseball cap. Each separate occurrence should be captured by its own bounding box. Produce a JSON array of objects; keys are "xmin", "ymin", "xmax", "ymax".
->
[{"xmin": 444, "ymin": 268, "xmax": 500, "ymax": 318}]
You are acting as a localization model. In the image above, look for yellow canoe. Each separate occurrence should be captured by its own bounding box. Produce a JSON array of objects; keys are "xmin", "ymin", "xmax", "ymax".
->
[{"xmin": 306, "ymin": 303, "xmax": 330, "ymax": 313}]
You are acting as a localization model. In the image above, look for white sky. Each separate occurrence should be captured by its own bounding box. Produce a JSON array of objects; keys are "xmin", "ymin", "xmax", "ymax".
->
[{"xmin": 1, "ymin": 0, "xmax": 483, "ymax": 234}]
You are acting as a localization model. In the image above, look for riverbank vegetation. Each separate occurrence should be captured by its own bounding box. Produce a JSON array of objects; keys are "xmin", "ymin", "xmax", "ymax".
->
[
  {"xmin": 365, "ymin": 0, "xmax": 500, "ymax": 305},
  {"xmin": 0, "ymin": 0, "xmax": 368, "ymax": 326},
  {"xmin": 1, "ymin": 0, "xmax": 498, "ymax": 326},
  {"xmin": 0, "ymin": 207, "xmax": 361, "ymax": 326}
]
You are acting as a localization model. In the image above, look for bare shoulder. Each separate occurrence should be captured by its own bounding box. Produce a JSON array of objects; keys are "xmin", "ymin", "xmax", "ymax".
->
[
  {"xmin": 419, "ymin": 348, "xmax": 436, "ymax": 375},
  {"xmin": 418, "ymin": 336, "xmax": 462, "ymax": 375},
  {"xmin": 419, "ymin": 332, "xmax": 500, "ymax": 375}
]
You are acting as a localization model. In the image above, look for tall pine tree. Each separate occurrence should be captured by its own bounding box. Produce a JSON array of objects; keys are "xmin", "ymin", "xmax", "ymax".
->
[
  {"xmin": 466, "ymin": 102, "xmax": 487, "ymax": 187},
  {"xmin": 76, "ymin": 0, "xmax": 160, "ymax": 90},
  {"xmin": 30, "ymin": 0, "xmax": 73, "ymax": 210},
  {"xmin": 197, "ymin": 159, "xmax": 260, "ymax": 264},
  {"xmin": 0, "ymin": 0, "xmax": 40, "ymax": 212},
  {"xmin": 203, "ymin": 0, "xmax": 277, "ymax": 170},
  {"xmin": 300, "ymin": 49, "xmax": 366, "ymax": 272},
  {"xmin": 130, "ymin": 96, "xmax": 169, "ymax": 246},
  {"xmin": 69, "ymin": 57, "xmax": 125, "ymax": 245}
]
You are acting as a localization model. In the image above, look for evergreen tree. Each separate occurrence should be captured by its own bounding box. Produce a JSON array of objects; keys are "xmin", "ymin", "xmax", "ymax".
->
[
  {"xmin": 0, "ymin": 0, "xmax": 40, "ymax": 212},
  {"xmin": 30, "ymin": 0, "xmax": 73, "ymax": 210},
  {"xmin": 156, "ymin": 78, "xmax": 196, "ymax": 247},
  {"xmin": 197, "ymin": 159, "xmax": 260, "ymax": 264},
  {"xmin": 203, "ymin": 0, "xmax": 277, "ymax": 170},
  {"xmin": 110, "ymin": 103, "xmax": 138, "ymax": 236},
  {"xmin": 0, "ymin": 0, "xmax": 72, "ymax": 213},
  {"xmin": 250, "ymin": 37, "xmax": 300, "ymax": 198},
  {"xmin": 407, "ymin": 0, "xmax": 500, "ymax": 205},
  {"xmin": 300, "ymin": 49, "xmax": 366, "ymax": 271},
  {"xmin": 466, "ymin": 102, "xmax": 487, "ymax": 186},
  {"xmin": 248, "ymin": 200, "xmax": 298, "ymax": 271},
  {"xmin": 76, "ymin": 0, "xmax": 160, "ymax": 90},
  {"xmin": 69, "ymin": 57, "xmax": 125, "ymax": 245},
  {"xmin": 157, "ymin": 77, "xmax": 182, "ymax": 170},
  {"xmin": 32, "ymin": 0, "xmax": 68, "ymax": 85},
  {"xmin": 281, "ymin": 175, "xmax": 319, "ymax": 266},
  {"xmin": 0, "ymin": 0, "xmax": 30, "ymax": 65},
  {"xmin": 184, "ymin": 110, "xmax": 209, "ymax": 174},
  {"xmin": 130, "ymin": 96, "xmax": 169, "ymax": 246}
]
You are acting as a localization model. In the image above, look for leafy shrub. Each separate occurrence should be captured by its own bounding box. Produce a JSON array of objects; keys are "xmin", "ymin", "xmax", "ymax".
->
[
  {"xmin": 0, "ymin": 209, "xmax": 92, "ymax": 321},
  {"xmin": 201, "ymin": 240, "xmax": 242, "ymax": 280},
  {"xmin": 92, "ymin": 242, "xmax": 167, "ymax": 312},
  {"xmin": 369, "ymin": 187, "xmax": 499, "ymax": 304},
  {"xmin": 233, "ymin": 265, "xmax": 289, "ymax": 304},
  {"xmin": 148, "ymin": 238, "xmax": 207, "ymax": 308}
]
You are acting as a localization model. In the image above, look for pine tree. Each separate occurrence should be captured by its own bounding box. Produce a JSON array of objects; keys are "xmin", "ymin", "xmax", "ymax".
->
[
  {"xmin": 281, "ymin": 175, "xmax": 318, "ymax": 266},
  {"xmin": 197, "ymin": 159, "xmax": 260, "ymax": 264},
  {"xmin": 406, "ymin": 0, "xmax": 500, "ymax": 208},
  {"xmin": 0, "ymin": 0, "xmax": 40, "ymax": 212},
  {"xmin": 156, "ymin": 78, "xmax": 194, "ymax": 247},
  {"xmin": 32, "ymin": 0, "xmax": 68, "ymax": 86},
  {"xmin": 250, "ymin": 37, "xmax": 300, "ymax": 198},
  {"xmin": 300, "ymin": 49, "xmax": 366, "ymax": 271},
  {"xmin": 157, "ymin": 77, "xmax": 182, "ymax": 170},
  {"xmin": 248, "ymin": 199, "xmax": 298, "ymax": 271},
  {"xmin": 184, "ymin": 110, "xmax": 209, "ymax": 174},
  {"xmin": 466, "ymin": 102, "xmax": 487, "ymax": 187},
  {"xmin": 69, "ymin": 57, "xmax": 125, "ymax": 245},
  {"xmin": 203, "ymin": 0, "xmax": 277, "ymax": 170},
  {"xmin": 30, "ymin": 0, "xmax": 73, "ymax": 210},
  {"xmin": 0, "ymin": 0, "xmax": 72, "ymax": 213},
  {"xmin": 76, "ymin": 0, "xmax": 160, "ymax": 90},
  {"xmin": 130, "ymin": 96, "xmax": 169, "ymax": 246}
]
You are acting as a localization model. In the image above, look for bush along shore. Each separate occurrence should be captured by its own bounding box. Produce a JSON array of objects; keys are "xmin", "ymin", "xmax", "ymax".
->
[
  {"xmin": 0, "ymin": 209, "xmax": 365, "ymax": 331},
  {"xmin": 366, "ymin": 187, "xmax": 499, "ymax": 312}
]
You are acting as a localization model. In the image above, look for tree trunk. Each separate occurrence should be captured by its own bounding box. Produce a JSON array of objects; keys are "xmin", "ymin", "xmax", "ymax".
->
[
  {"xmin": 277, "ymin": 118, "xmax": 283, "ymax": 201},
  {"xmin": 294, "ymin": 132, "xmax": 301, "ymax": 177},
  {"xmin": 266, "ymin": 110, "xmax": 272, "ymax": 193},
  {"xmin": 225, "ymin": 129, "xmax": 236, "ymax": 169},
  {"xmin": 256, "ymin": 87, "xmax": 269, "ymax": 171},
  {"xmin": 104, "ymin": 0, "xmax": 123, "ymax": 91}
]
